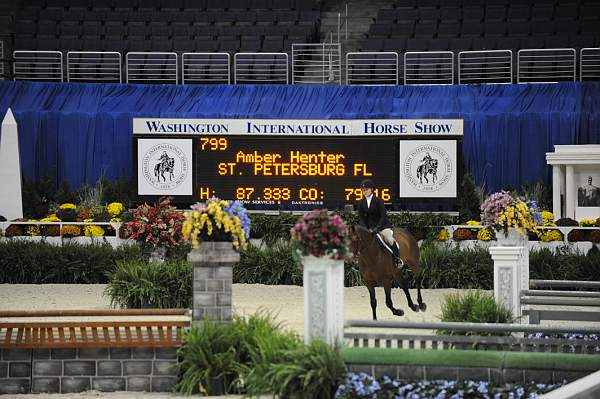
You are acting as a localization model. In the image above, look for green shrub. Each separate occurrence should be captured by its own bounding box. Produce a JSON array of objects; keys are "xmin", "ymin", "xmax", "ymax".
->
[
  {"xmin": 419, "ymin": 243, "xmax": 493, "ymax": 289},
  {"xmin": 177, "ymin": 311, "xmax": 300, "ymax": 396},
  {"xmin": 439, "ymin": 290, "xmax": 514, "ymax": 335},
  {"xmin": 0, "ymin": 241, "xmax": 143, "ymax": 284},
  {"xmin": 249, "ymin": 213, "xmax": 299, "ymax": 245},
  {"xmin": 458, "ymin": 173, "xmax": 482, "ymax": 223},
  {"xmin": 234, "ymin": 242, "xmax": 363, "ymax": 287},
  {"xmin": 234, "ymin": 242, "xmax": 302, "ymax": 285},
  {"xmin": 242, "ymin": 339, "xmax": 346, "ymax": 399},
  {"xmin": 104, "ymin": 258, "xmax": 192, "ymax": 308}
]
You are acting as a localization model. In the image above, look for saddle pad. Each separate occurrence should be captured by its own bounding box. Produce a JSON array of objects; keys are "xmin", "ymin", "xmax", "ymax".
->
[{"xmin": 375, "ymin": 233, "xmax": 394, "ymax": 254}]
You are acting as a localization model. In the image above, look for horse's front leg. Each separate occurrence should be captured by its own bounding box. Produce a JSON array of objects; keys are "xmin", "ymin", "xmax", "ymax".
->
[
  {"xmin": 383, "ymin": 282, "xmax": 404, "ymax": 317},
  {"xmin": 367, "ymin": 284, "xmax": 377, "ymax": 320},
  {"xmin": 402, "ymin": 286, "xmax": 420, "ymax": 312}
]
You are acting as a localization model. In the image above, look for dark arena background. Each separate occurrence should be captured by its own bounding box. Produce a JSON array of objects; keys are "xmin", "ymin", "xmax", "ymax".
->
[{"xmin": 0, "ymin": 0, "xmax": 598, "ymax": 212}]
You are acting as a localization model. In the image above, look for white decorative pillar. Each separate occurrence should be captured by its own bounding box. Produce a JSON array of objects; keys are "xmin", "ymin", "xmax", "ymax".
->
[
  {"xmin": 303, "ymin": 255, "xmax": 344, "ymax": 347},
  {"xmin": 490, "ymin": 246, "xmax": 524, "ymax": 321},
  {"xmin": 0, "ymin": 108, "xmax": 23, "ymax": 220},
  {"xmin": 552, "ymin": 165, "xmax": 564, "ymax": 219},
  {"xmin": 565, "ymin": 165, "xmax": 576, "ymax": 220}
]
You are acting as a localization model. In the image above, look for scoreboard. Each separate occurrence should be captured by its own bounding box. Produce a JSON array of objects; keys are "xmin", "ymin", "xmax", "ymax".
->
[{"xmin": 134, "ymin": 118, "xmax": 463, "ymax": 211}]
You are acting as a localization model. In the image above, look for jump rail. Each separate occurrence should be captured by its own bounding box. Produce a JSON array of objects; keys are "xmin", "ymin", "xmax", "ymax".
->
[
  {"xmin": 345, "ymin": 320, "xmax": 600, "ymax": 353},
  {"xmin": 0, "ymin": 309, "xmax": 189, "ymax": 349}
]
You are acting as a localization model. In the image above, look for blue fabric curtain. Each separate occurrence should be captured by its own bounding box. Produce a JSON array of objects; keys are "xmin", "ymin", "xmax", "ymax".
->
[{"xmin": 0, "ymin": 81, "xmax": 599, "ymax": 192}]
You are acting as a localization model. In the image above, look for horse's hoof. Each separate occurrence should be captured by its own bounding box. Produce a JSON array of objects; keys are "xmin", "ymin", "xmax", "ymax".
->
[
  {"xmin": 393, "ymin": 309, "xmax": 404, "ymax": 317},
  {"xmin": 411, "ymin": 304, "xmax": 420, "ymax": 312},
  {"xmin": 419, "ymin": 302, "xmax": 427, "ymax": 311}
]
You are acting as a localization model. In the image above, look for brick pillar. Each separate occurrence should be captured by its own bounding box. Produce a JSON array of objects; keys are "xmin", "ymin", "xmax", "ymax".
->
[{"xmin": 188, "ymin": 242, "xmax": 239, "ymax": 324}]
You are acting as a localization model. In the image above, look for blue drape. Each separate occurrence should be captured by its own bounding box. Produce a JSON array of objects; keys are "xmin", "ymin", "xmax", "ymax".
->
[{"xmin": 1, "ymin": 81, "xmax": 599, "ymax": 192}]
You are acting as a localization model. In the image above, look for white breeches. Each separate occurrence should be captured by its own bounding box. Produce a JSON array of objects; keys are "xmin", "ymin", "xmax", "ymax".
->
[{"xmin": 379, "ymin": 228, "xmax": 396, "ymax": 247}]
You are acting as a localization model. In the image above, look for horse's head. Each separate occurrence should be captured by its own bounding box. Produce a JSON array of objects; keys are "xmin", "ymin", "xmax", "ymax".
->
[{"xmin": 349, "ymin": 225, "xmax": 372, "ymax": 255}]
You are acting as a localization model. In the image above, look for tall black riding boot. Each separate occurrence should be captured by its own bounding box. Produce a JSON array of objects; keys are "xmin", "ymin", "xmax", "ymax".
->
[{"xmin": 391, "ymin": 242, "xmax": 403, "ymax": 268}]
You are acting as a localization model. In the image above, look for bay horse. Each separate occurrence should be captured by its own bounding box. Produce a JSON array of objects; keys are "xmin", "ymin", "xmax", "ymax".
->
[{"xmin": 350, "ymin": 225, "xmax": 427, "ymax": 320}]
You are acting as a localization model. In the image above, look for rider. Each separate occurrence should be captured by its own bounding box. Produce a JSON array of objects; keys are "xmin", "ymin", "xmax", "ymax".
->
[
  {"xmin": 159, "ymin": 151, "xmax": 171, "ymax": 163},
  {"xmin": 357, "ymin": 179, "xmax": 403, "ymax": 268},
  {"xmin": 420, "ymin": 152, "xmax": 433, "ymax": 165}
]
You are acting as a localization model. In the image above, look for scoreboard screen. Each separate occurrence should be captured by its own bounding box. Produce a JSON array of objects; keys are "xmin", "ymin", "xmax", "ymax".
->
[
  {"xmin": 193, "ymin": 136, "xmax": 396, "ymax": 210},
  {"xmin": 136, "ymin": 134, "xmax": 461, "ymax": 212}
]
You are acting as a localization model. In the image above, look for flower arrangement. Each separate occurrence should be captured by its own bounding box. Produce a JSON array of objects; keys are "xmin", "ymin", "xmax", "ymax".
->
[
  {"xmin": 126, "ymin": 196, "xmax": 185, "ymax": 250},
  {"xmin": 480, "ymin": 191, "xmax": 541, "ymax": 237},
  {"xmin": 435, "ymin": 228, "xmax": 449, "ymax": 241},
  {"xmin": 290, "ymin": 209, "xmax": 349, "ymax": 260},
  {"xmin": 579, "ymin": 219, "xmax": 597, "ymax": 227},
  {"xmin": 83, "ymin": 219, "xmax": 105, "ymax": 237},
  {"xmin": 453, "ymin": 228, "xmax": 475, "ymax": 241},
  {"xmin": 476, "ymin": 228, "xmax": 494, "ymax": 241},
  {"xmin": 182, "ymin": 199, "xmax": 249, "ymax": 250},
  {"xmin": 59, "ymin": 203, "xmax": 77, "ymax": 210},
  {"xmin": 466, "ymin": 220, "xmax": 481, "ymax": 226},
  {"xmin": 589, "ymin": 229, "xmax": 600, "ymax": 243},
  {"xmin": 78, "ymin": 208, "xmax": 94, "ymax": 220},
  {"xmin": 568, "ymin": 229, "xmax": 586, "ymax": 242},
  {"xmin": 541, "ymin": 211, "xmax": 555, "ymax": 226},
  {"xmin": 540, "ymin": 229, "xmax": 563, "ymax": 242},
  {"xmin": 43, "ymin": 225, "xmax": 61, "ymax": 237},
  {"xmin": 26, "ymin": 222, "xmax": 41, "ymax": 237},
  {"xmin": 107, "ymin": 202, "xmax": 125, "ymax": 218},
  {"xmin": 56, "ymin": 207, "xmax": 78, "ymax": 222},
  {"xmin": 61, "ymin": 225, "xmax": 81, "ymax": 237}
]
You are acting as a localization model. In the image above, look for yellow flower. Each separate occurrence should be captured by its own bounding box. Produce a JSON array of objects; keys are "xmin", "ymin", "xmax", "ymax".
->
[
  {"xmin": 540, "ymin": 229, "xmax": 563, "ymax": 242},
  {"xmin": 107, "ymin": 202, "xmax": 125, "ymax": 217},
  {"xmin": 541, "ymin": 211, "xmax": 554, "ymax": 225},
  {"xmin": 26, "ymin": 224, "xmax": 41, "ymax": 236},
  {"xmin": 84, "ymin": 225, "xmax": 105, "ymax": 237},
  {"xmin": 579, "ymin": 219, "xmax": 597, "ymax": 227},
  {"xmin": 83, "ymin": 218, "xmax": 94, "ymax": 223},
  {"xmin": 435, "ymin": 228, "xmax": 449, "ymax": 241},
  {"xmin": 110, "ymin": 217, "xmax": 121, "ymax": 223},
  {"xmin": 477, "ymin": 228, "xmax": 492, "ymax": 241},
  {"xmin": 466, "ymin": 220, "xmax": 481, "ymax": 226},
  {"xmin": 59, "ymin": 203, "xmax": 77, "ymax": 210}
]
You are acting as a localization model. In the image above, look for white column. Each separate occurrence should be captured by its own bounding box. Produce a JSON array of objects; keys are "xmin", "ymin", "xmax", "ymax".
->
[
  {"xmin": 565, "ymin": 165, "xmax": 576, "ymax": 220},
  {"xmin": 490, "ymin": 246, "xmax": 524, "ymax": 321},
  {"xmin": 552, "ymin": 165, "xmax": 564, "ymax": 219},
  {"xmin": 0, "ymin": 108, "xmax": 23, "ymax": 220},
  {"xmin": 303, "ymin": 255, "xmax": 344, "ymax": 347}
]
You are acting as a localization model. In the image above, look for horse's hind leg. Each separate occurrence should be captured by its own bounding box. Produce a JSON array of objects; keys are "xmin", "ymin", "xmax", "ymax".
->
[
  {"xmin": 384, "ymin": 282, "xmax": 404, "ymax": 317},
  {"xmin": 402, "ymin": 287, "xmax": 420, "ymax": 312},
  {"xmin": 367, "ymin": 284, "xmax": 378, "ymax": 320},
  {"xmin": 417, "ymin": 278, "xmax": 427, "ymax": 311}
]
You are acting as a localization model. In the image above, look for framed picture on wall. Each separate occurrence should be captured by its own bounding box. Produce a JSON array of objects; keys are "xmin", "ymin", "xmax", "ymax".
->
[{"xmin": 575, "ymin": 166, "xmax": 600, "ymax": 220}]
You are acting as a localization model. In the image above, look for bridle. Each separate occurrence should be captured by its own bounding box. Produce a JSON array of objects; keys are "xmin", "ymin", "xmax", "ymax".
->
[{"xmin": 353, "ymin": 230, "xmax": 377, "ymax": 256}]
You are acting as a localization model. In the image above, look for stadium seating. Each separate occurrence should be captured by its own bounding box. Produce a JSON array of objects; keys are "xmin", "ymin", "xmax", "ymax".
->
[
  {"xmin": 363, "ymin": 0, "xmax": 600, "ymax": 53},
  {"xmin": 11, "ymin": 0, "xmax": 320, "ymax": 55}
]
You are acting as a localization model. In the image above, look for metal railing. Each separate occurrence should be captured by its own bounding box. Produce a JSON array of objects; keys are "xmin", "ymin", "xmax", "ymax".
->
[
  {"xmin": 67, "ymin": 52, "xmax": 122, "ymax": 83},
  {"xmin": 580, "ymin": 48, "xmax": 600, "ymax": 82},
  {"xmin": 126, "ymin": 52, "xmax": 177, "ymax": 84},
  {"xmin": 404, "ymin": 51, "xmax": 454, "ymax": 85},
  {"xmin": 181, "ymin": 52, "xmax": 230, "ymax": 84},
  {"xmin": 337, "ymin": 3, "xmax": 348, "ymax": 43},
  {"xmin": 13, "ymin": 50, "xmax": 63, "ymax": 82},
  {"xmin": 345, "ymin": 320, "xmax": 600, "ymax": 354},
  {"xmin": 540, "ymin": 369, "xmax": 600, "ymax": 399},
  {"xmin": 346, "ymin": 52, "xmax": 399, "ymax": 86},
  {"xmin": 292, "ymin": 43, "xmax": 342, "ymax": 84},
  {"xmin": 518, "ymin": 48, "xmax": 576, "ymax": 83},
  {"xmin": 458, "ymin": 50, "xmax": 513, "ymax": 84},
  {"xmin": 234, "ymin": 52, "xmax": 288, "ymax": 84}
]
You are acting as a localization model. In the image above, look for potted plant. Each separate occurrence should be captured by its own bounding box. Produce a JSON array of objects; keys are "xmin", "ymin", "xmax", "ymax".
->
[
  {"xmin": 126, "ymin": 196, "xmax": 185, "ymax": 262},
  {"xmin": 480, "ymin": 191, "xmax": 541, "ymax": 246},
  {"xmin": 181, "ymin": 198, "xmax": 250, "ymax": 323},
  {"xmin": 290, "ymin": 209, "xmax": 349, "ymax": 346}
]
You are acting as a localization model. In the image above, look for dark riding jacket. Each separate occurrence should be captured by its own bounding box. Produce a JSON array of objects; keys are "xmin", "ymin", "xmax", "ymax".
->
[{"xmin": 357, "ymin": 196, "xmax": 391, "ymax": 233}]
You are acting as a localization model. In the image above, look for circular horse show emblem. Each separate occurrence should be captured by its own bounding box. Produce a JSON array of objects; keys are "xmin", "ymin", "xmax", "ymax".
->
[
  {"xmin": 403, "ymin": 144, "xmax": 453, "ymax": 193},
  {"xmin": 142, "ymin": 143, "xmax": 189, "ymax": 191}
]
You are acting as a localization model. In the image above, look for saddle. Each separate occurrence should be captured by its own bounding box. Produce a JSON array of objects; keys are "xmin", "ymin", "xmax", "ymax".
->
[{"xmin": 374, "ymin": 233, "xmax": 405, "ymax": 268}]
